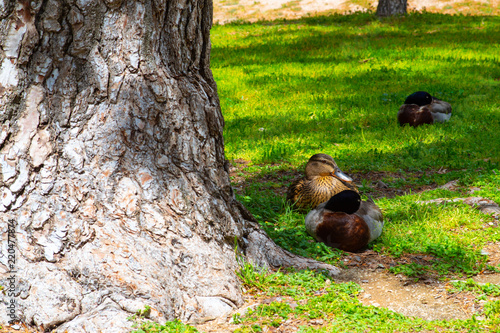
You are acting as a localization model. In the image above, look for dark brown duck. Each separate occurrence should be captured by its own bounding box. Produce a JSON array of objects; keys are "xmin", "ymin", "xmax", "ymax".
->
[
  {"xmin": 305, "ymin": 190, "xmax": 384, "ymax": 252},
  {"xmin": 397, "ymin": 91, "xmax": 452, "ymax": 127}
]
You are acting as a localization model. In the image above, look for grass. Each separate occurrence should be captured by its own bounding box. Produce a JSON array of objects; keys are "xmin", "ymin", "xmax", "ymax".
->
[
  {"xmin": 131, "ymin": 319, "xmax": 199, "ymax": 333},
  {"xmin": 448, "ymin": 278, "xmax": 500, "ymax": 298},
  {"xmin": 211, "ymin": 10, "xmax": 500, "ymax": 277},
  {"xmin": 209, "ymin": 8, "xmax": 500, "ymax": 333},
  {"xmin": 131, "ymin": 7, "xmax": 500, "ymax": 333},
  {"xmin": 213, "ymin": 13, "xmax": 500, "ymax": 170},
  {"xmin": 129, "ymin": 307, "xmax": 200, "ymax": 333},
  {"xmin": 232, "ymin": 265, "xmax": 500, "ymax": 332}
]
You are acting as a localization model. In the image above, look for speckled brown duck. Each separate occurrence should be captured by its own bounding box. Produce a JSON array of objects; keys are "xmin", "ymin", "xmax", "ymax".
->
[
  {"xmin": 286, "ymin": 153, "xmax": 358, "ymax": 210},
  {"xmin": 305, "ymin": 190, "xmax": 384, "ymax": 252}
]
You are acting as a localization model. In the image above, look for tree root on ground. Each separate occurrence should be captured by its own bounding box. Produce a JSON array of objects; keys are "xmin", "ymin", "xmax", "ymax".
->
[
  {"xmin": 417, "ymin": 197, "xmax": 500, "ymax": 219},
  {"xmin": 243, "ymin": 228, "xmax": 341, "ymax": 276}
]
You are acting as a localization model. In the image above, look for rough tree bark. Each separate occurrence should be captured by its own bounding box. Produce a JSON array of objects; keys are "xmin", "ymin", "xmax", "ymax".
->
[
  {"xmin": 376, "ymin": 0, "xmax": 407, "ymax": 16},
  {"xmin": 0, "ymin": 0, "xmax": 338, "ymax": 331}
]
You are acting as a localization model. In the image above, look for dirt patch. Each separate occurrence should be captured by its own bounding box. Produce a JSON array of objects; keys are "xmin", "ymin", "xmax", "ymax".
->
[
  {"xmin": 195, "ymin": 244, "xmax": 500, "ymax": 332},
  {"xmin": 339, "ymin": 245, "xmax": 500, "ymax": 320},
  {"xmin": 214, "ymin": 0, "xmax": 500, "ymax": 24},
  {"xmin": 338, "ymin": 268, "xmax": 474, "ymax": 321},
  {"xmin": 196, "ymin": 262, "xmax": 500, "ymax": 332}
]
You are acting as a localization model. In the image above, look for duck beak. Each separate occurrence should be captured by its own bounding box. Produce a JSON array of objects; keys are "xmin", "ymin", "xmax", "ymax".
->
[{"xmin": 332, "ymin": 169, "xmax": 353, "ymax": 182}]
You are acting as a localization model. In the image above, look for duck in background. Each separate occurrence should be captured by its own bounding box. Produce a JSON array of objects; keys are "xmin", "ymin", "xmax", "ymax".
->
[
  {"xmin": 397, "ymin": 91, "xmax": 452, "ymax": 127},
  {"xmin": 287, "ymin": 153, "xmax": 358, "ymax": 210},
  {"xmin": 305, "ymin": 190, "xmax": 384, "ymax": 252}
]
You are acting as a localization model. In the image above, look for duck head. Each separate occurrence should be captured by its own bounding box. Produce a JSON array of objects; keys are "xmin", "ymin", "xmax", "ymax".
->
[
  {"xmin": 305, "ymin": 153, "xmax": 353, "ymax": 183},
  {"xmin": 324, "ymin": 190, "xmax": 361, "ymax": 214},
  {"xmin": 287, "ymin": 153, "xmax": 358, "ymax": 210},
  {"xmin": 404, "ymin": 91, "xmax": 433, "ymax": 106}
]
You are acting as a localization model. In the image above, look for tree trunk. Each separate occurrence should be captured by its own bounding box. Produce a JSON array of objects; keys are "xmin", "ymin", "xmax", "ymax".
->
[
  {"xmin": 376, "ymin": 0, "xmax": 407, "ymax": 16},
  {"xmin": 0, "ymin": 0, "xmax": 338, "ymax": 331}
]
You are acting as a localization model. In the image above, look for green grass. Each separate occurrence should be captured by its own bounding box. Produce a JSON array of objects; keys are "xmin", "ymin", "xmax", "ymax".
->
[
  {"xmin": 379, "ymin": 191, "xmax": 500, "ymax": 276},
  {"xmin": 212, "ymin": 11, "xmax": 500, "ymax": 277},
  {"xmin": 231, "ymin": 265, "xmax": 500, "ymax": 332},
  {"xmin": 130, "ymin": 319, "xmax": 199, "ymax": 333},
  {"xmin": 208, "ymin": 10, "xmax": 500, "ymax": 332},
  {"xmin": 212, "ymin": 12, "xmax": 500, "ymax": 171},
  {"xmin": 129, "ymin": 307, "xmax": 199, "ymax": 333},
  {"xmin": 449, "ymin": 278, "xmax": 500, "ymax": 298}
]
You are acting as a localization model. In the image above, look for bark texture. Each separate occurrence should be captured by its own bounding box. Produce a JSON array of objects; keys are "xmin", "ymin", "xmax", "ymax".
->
[
  {"xmin": 376, "ymin": 0, "xmax": 407, "ymax": 16},
  {"xmin": 0, "ymin": 0, "xmax": 338, "ymax": 331}
]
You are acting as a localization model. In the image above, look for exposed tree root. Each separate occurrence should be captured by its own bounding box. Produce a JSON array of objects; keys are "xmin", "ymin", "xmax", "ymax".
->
[
  {"xmin": 243, "ymin": 228, "xmax": 341, "ymax": 276},
  {"xmin": 231, "ymin": 199, "xmax": 341, "ymax": 276},
  {"xmin": 417, "ymin": 197, "xmax": 500, "ymax": 219}
]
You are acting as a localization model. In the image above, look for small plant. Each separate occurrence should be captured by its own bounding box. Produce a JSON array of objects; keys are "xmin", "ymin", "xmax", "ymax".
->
[
  {"xmin": 486, "ymin": 265, "xmax": 500, "ymax": 273},
  {"xmin": 483, "ymin": 300, "xmax": 500, "ymax": 319},
  {"xmin": 236, "ymin": 260, "xmax": 277, "ymax": 292},
  {"xmin": 136, "ymin": 305, "xmax": 152, "ymax": 318},
  {"xmin": 232, "ymin": 313, "xmax": 244, "ymax": 324},
  {"xmin": 358, "ymin": 178, "xmax": 373, "ymax": 192},
  {"xmin": 448, "ymin": 279, "xmax": 500, "ymax": 297},
  {"xmin": 246, "ymin": 302, "xmax": 293, "ymax": 327},
  {"xmin": 128, "ymin": 306, "xmax": 198, "ymax": 333},
  {"xmin": 130, "ymin": 318, "xmax": 199, "ymax": 333},
  {"xmin": 389, "ymin": 262, "xmax": 430, "ymax": 279}
]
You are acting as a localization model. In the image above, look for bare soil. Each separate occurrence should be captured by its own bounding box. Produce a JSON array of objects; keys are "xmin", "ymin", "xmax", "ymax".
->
[{"xmin": 214, "ymin": 0, "xmax": 500, "ymax": 24}]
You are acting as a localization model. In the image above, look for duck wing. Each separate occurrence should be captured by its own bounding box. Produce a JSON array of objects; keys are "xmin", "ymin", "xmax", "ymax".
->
[
  {"xmin": 355, "ymin": 200, "xmax": 384, "ymax": 243},
  {"xmin": 305, "ymin": 206, "xmax": 370, "ymax": 252},
  {"xmin": 287, "ymin": 177, "xmax": 358, "ymax": 210},
  {"xmin": 397, "ymin": 104, "xmax": 433, "ymax": 127},
  {"xmin": 286, "ymin": 178, "xmax": 303, "ymax": 204},
  {"xmin": 430, "ymin": 99, "xmax": 452, "ymax": 123}
]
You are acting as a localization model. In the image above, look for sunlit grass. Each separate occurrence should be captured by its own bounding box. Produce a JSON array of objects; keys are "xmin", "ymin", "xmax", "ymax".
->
[
  {"xmin": 206, "ymin": 10, "xmax": 500, "ymax": 333},
  {"xmin": 231, "ymin": 266, "xmax": 500, "ymax": 332},
  {"xmin": 212, "ymin": 13, "xmax": 500, "ymax": 171},
  {"xmin": 212, "ymin": 11, "xmax": 500, "ymax": 276}
]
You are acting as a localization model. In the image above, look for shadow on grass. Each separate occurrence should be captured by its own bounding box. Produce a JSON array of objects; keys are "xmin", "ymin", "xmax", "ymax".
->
[
  {"xmin": 213, "ymin": 12, "xmax": 500, "ymax": 68},
  {"xmin": 217, "ymin": 11, "xmax": 500, "ymax": 276},
  {"xmin": 215, "ymin": 13, "xmax": 500, "ymax": 169},
  {"xmin": 225, "ymin": 109, "xmax": 500, "ymax": 172}
]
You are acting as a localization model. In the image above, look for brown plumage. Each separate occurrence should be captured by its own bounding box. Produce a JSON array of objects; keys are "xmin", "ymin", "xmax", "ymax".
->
[
  {"xmin": 397, "ymin": 104, "xmax": 434, "ymax": 127},
  {"xmin": 286, "ymin": 153, "xmax": 358, "ymax": 210},
  {"xmin": 305, "ymin": 190, "xmax": 384, "ymax": 252},
  {"xmin": 397, "ymin": 91, "xmax": 452, "ymax": 127},
  {"xmin": 315, "ymin": 212, "xmax": 370, "ymax": 252}
]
